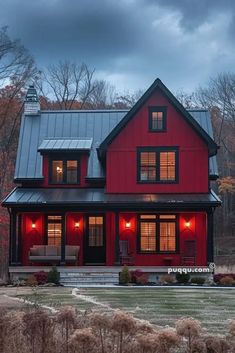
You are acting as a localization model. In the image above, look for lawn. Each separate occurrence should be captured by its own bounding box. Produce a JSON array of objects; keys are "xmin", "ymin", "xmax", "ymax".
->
[{"xmin": 1, "ymin": 286, "xmax": 234, "ymax": 334}]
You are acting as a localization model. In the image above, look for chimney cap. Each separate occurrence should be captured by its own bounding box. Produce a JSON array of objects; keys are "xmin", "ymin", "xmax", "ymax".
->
[{"xmin": 25, "ymin": 85, "xmax": 38, "ymax": 103}]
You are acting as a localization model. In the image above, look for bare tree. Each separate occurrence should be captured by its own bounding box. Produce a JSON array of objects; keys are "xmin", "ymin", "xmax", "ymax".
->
[
  {"xmin": 113, "ymin": 89, "xmax": 144, "ymax": 109},
  {"xmin": 36, "ymin": 60, "xmax": 97, "ymax": 110},
  {"xmin": 195, "ymin": 73, "xmax": 235, "ymax": 244},
  {"xmin": 85, "ymin": 79, "xmax": 116, "ymax": 109}
]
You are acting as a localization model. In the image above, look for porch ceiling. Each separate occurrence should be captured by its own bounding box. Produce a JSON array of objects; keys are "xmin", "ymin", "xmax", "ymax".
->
[{"xmin": 2, "ymin": 187, "xmax": 221, "ymax": 208}]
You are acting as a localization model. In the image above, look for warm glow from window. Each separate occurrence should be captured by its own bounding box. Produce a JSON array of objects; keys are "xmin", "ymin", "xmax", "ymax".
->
[{"xmin": 160, "ymin": 151, "xmax": 176, "ymax": 181}]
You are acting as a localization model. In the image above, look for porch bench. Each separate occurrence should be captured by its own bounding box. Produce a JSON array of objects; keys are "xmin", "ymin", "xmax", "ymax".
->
[{"xmin": 29, "ymin": 245, "xmax": 80, "ymax": 264}]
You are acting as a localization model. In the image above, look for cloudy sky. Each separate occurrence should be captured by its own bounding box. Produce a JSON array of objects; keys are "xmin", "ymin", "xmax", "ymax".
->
[{"xmin": 1, "ymin": 0, "xmax": 235, "ymax": 93}]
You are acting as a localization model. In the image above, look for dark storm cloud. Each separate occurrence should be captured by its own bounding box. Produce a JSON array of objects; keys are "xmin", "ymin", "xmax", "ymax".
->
[{"xmin": 0, "ymin": 0, "xmax": 234, "ymax": 92}]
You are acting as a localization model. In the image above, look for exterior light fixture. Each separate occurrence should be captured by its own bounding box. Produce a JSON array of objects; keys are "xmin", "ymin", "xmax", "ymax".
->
[
  {"xmin": 125, "ymin": 222, "xmax": 131, "ymax": 229},
  {"xmin": 75, "ymin": 221, "xmax": 80, "ymax": 229},
  {"xmin": 32, "ymin": 223, "xmax": 36, "ymax": 229},
  {"xmin": 185, "ymin": 221, "xmax": 191, "ymax": 228}
]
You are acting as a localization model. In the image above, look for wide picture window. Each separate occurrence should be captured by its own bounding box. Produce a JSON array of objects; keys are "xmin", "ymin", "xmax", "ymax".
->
[{"xmin": 139, "ymin": 214, "xmax": 177, "ymax": 253}]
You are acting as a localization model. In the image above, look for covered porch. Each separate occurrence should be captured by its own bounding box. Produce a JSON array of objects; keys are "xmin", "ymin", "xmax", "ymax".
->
[{"xmin": 3, "ymin": 187, "xmax": 221, "ymax": 268}]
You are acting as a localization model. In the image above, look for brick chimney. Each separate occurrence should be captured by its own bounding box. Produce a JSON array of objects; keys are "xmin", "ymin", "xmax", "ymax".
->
[{"xmin": 24, "ymin": 85, "xmax": 40, "ymax": 115}]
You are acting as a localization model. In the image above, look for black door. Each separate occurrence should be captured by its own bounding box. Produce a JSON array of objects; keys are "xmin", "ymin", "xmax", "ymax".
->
[{"xmin": 84, "ymin": 216, "xmax": 106, "ymax": 264}]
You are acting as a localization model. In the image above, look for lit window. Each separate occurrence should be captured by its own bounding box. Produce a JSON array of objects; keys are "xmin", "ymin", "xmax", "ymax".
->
[
  {"xmin": 160, "ymin": 152, "xmax": 176, "ymax": 181},
  {"xmin": 149, "ymin": 107, "xmax": 167, "ymax": 132},
  {"xmin": 50, "ymin": 158, "xmax": 79, "ymax": 184},
  {"xmin": 88, "ymin": 217, "xmax": 104, "ymax": 247},
  {"xmin": 140, "ymin": 152, "xmax": 156, "ymax": 181},
  {"xmin": 47, "ymin": 215, "xmax": 62, "ymax": 246},
  {"xmin": 160, "ymin": 222, "xmax": 176, "ymax": 252},
  {"xmin": 138, "ymin": 148, "xmax": 178, "ymax": 183},
  {"xmin": 139, "ymin": 214, "xmax": 177, "ymax": 253},
  {"xmin": 140, "ymin": 222, "xmax": 156, "ymax": 251}
]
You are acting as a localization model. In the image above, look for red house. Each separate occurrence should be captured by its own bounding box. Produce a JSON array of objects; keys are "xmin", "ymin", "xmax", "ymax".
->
[{"xmin": 2, "ymin": 79, "xmax": 221, "ymax": 280}]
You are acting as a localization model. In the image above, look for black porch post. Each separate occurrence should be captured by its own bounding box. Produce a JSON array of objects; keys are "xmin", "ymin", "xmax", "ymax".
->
[
  {"xmin": 115, "ymin": 212, "xmax": 120, "ymax": 265},
  {"xmin": 17, "ymin": 214, "xmax": 22, "ymax": 265},
  {"xmin": 207, "ymin": 209, "xmax": 214, "ymax": 264},
  {"xmin": 10, "ymin": 210, "xmax": 17, "ymax": 265},
  {"xmin": 60, "ymin": 215, "xmax": 66, "ymax": 265}
]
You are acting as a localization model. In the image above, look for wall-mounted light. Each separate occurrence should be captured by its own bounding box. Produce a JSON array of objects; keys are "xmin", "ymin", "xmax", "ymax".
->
[
  {"xmin": 75, "ymin": 221, "xmax": 80, "ymax": 229},
  {"xmin": 185, "ymin": 221, "xmax": 191, "ymax": 228},
  {"xmin": 125, "ymin": 222, "xmax": 131, "ymax": 229},
  {"xmin": 32, "ymin": 222, "xmax": 36, "ymax": 229}
]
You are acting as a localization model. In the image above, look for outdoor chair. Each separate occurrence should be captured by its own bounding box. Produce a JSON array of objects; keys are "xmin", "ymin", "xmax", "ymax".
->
[
  {"xmin": 119, "ymin": 240, "xmax": 134, "ymax": 265},
  {"xmin": 181, "ymin": 240, "xmax": 196, "ymax": 265}
]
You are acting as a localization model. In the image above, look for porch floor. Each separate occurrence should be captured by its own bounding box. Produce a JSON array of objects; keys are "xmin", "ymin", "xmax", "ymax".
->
[{"xmin": 9, "ymin": 266, "xmax": 210, "ymax": 274}]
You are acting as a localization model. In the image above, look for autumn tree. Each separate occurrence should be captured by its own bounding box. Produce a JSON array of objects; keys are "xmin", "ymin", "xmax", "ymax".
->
[{"xmin": 0, "ymin": 27, "xmax": 37, "ymax": 279}]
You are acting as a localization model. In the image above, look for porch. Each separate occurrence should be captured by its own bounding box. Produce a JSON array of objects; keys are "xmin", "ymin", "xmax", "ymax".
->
[
  {"xmin": 9, "ymin": 265, "xmax": 213, "ymax": 286},
  {"xmin": 3, "ymin": 188, "xmax": 220, "ymax": 268}
]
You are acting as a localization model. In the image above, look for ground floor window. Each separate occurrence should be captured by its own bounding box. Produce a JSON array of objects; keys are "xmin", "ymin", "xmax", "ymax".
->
[
  {"xmin": 139, "ymin": 214, "xmax": 177, "ymax": 253},
  {"xmin": 47, "ymin": 215, "xmax": 62, "ymax": 246}
]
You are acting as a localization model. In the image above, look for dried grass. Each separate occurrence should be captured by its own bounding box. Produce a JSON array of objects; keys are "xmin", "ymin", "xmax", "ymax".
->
[{"xmin": 0, "ymin": 306, "xmax": 234, "ymax": 353}]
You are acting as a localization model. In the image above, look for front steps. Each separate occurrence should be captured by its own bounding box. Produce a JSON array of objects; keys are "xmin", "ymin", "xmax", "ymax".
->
[{"xmin": 60, "ymin": 271, "xmax": 119, "ymax": 286}]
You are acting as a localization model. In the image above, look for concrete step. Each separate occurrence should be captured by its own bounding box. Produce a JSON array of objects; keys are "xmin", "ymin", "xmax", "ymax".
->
[{"xmin": 59, "ymin": 271, "xmax": 119, "ymax": 286}]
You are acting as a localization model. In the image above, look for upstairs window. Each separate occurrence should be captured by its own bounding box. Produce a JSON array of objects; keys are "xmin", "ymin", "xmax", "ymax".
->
[
  {"xmin": 149, "ymin": 106, "xmax": 167, "ymax": 132},
  {"xmin": 50, "ymin": 157, "xmax": 80, "ymax": 184},
  {"xmin": 137, "ymin": 147, "xmax": 178, "ymax": 183}
]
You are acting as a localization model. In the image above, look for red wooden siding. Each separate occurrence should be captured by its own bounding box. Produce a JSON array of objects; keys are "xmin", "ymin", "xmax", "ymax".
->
[
  {"xmin": 107, "ymin": 89, "xmax": 209, "ymax": 193},
  {"xmin": 21, "ymin": 213, "xmax": 45, "ymax": 266},
  {"xmin": 19, "ymin": 211, "xmax": 207, "ymax": 267}
]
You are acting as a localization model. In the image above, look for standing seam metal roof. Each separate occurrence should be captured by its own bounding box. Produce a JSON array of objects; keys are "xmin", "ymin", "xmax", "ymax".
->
[{"xmin": 14, "ymin": 109, "xmax": 218, "ymax": 180}]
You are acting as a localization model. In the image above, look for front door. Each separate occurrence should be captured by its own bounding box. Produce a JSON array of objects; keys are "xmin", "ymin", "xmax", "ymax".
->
[{"xmin": 84, "ymin": 215, "xmax": 106, "ymax": 264}]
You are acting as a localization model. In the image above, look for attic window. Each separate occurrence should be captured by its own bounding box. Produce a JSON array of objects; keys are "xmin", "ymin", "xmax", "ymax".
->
[
  {"xmin": 149, "ymin": 106, "xmax": 167, "ymax": 132},
  {"xmin": 50, "ymin": 158, "xmax": 80, "ymax": 184}
]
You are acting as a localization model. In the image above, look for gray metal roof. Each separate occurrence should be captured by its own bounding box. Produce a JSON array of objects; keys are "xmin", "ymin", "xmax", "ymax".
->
[
  {"xmin": 38, "ymin": 138, "xmax": 93, "ymax": 152},
  {"xmin": 2, "ymin": 187, "xmax": 221, "ymax": 207},
  {"xmin": 14, "ymin": 109, "xmax": 218, "ymax": 180}
]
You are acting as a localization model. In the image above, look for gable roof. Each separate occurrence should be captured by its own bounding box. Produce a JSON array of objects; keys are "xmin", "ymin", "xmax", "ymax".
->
[
  {"xmin": 98, "ymin": 78, "xmax": 218, "ymax": 158},
  {"xmin": 14, "ymin": 108, "xmax": 218, "ymax": 182}
]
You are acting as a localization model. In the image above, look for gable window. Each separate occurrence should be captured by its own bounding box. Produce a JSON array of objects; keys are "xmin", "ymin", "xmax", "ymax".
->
[
  {"xmin": 50, "ymin": 158, "xmax": 79, "ymax": 184},
  {"xmin": 139, "ymin": 214, "xmax": 177, "ymax": 253},
  {"xmin": 137, "ymin": 147, "xmax": 178, "ymax": 183},
  {"xmin": 149, "ymin": 106, "xmax": 167, "ymax": 132}
]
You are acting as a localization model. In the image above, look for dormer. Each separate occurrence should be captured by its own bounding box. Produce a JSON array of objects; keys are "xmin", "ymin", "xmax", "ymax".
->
[{"xmin": 38, "ymin": 138, "xmax": 92, "ymax": 187}]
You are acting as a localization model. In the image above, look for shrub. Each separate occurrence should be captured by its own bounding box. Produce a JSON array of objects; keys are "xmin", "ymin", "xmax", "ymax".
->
[
  {"xmin": 47, "ymin": 266, "xmax": 60, "ymax": 285},
  {"xmin": 190, "ymin": 277, "xmax": 205, "ymax": 285},
  {"xmin": 26, "ymin": 275, "xmax": 38, "ymax": 286},
  {"xmin": 34, "ymin": 271, "xmax": 48, "ymax": 285},
  {"xmin": 130, "ymin": 269, "xmax": 143, "ymax": 283},
  {"xmin": 214, "ymin": 273, "xmax": 235, "ymax": 283},
  {"xmin": 176, "ymin": 273, "xmax": 190, "ymax": 284},
  {"xmin": 136, "ymin": 274, "xmax": 149, "ymax": 285},
  {"xmin": 160, "ymin": 274, "xmax": 175, "ymax": 284},
  {"xmin": 119, "ymin": 265, "xmax": 131, "ymax": 284},
  {"xmin": 219, "ymin": 276, "xmax": 234, "ymax": 286}
]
